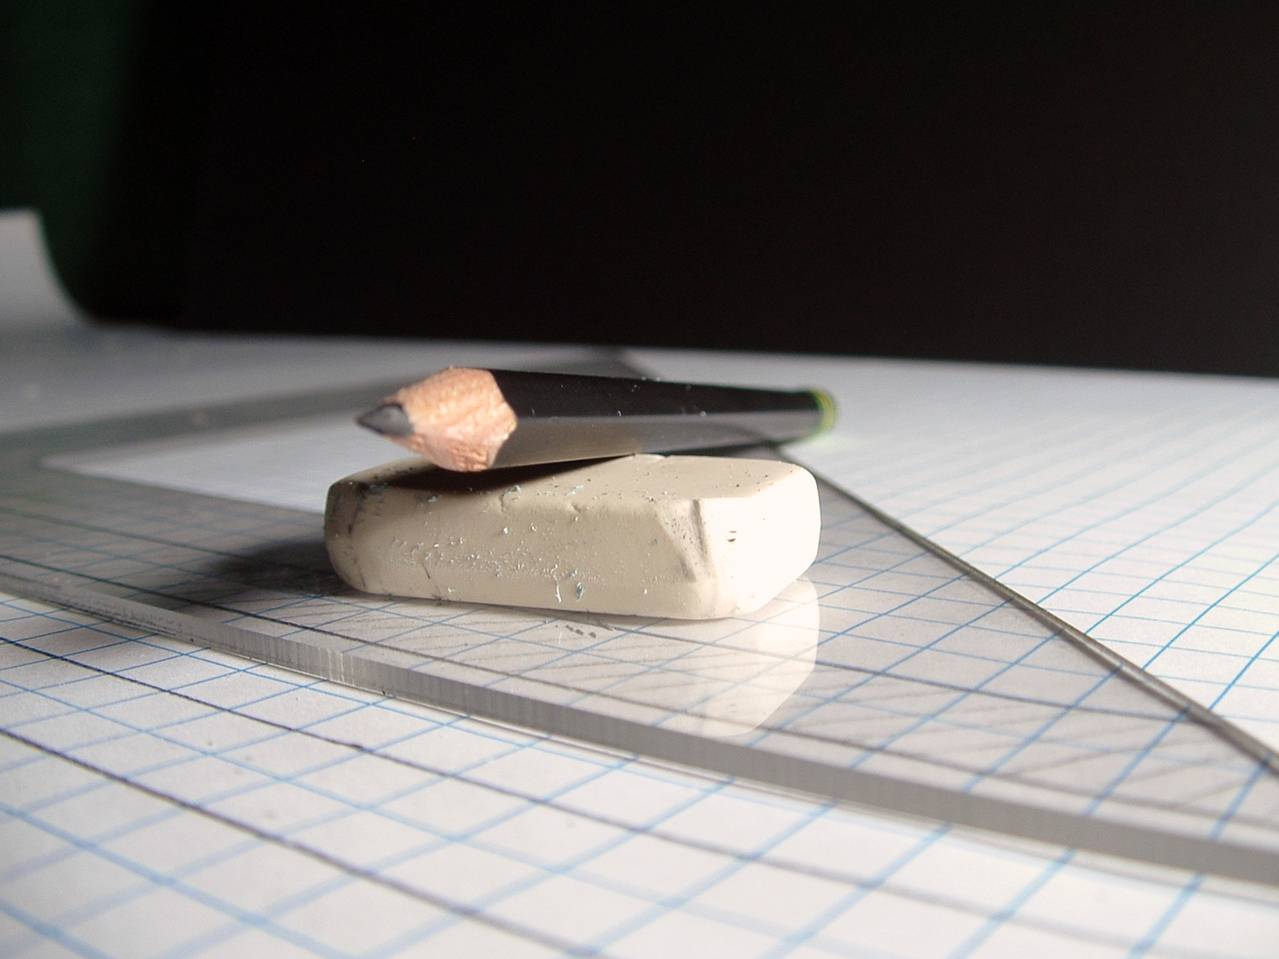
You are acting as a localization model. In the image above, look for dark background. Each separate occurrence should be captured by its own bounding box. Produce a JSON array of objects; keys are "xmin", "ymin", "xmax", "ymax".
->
[{"xmin": 6, "ymin": 3, "xmax": 1279, "ymax": 375}]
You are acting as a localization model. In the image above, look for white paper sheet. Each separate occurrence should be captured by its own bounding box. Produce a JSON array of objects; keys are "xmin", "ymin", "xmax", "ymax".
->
[{"xmin": 7, "ymin": 331, "xmax": 1279, "ymax": 956}]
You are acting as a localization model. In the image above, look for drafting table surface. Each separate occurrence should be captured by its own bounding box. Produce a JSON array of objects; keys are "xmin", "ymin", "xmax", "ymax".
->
[{"xmin": 4, "ymin": 327, "xmax": 1279, "ymax": 958}]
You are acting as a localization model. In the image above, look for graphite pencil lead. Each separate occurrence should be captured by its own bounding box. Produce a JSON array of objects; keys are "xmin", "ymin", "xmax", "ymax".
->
[{"xmin": 357, "ymin": 403, "xmax": 414, "ymax": 437}]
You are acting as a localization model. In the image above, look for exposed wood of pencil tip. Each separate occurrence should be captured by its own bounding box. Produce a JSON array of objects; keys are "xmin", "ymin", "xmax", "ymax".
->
[{"xmin": 359, "ymin": 367, "xmax": 517, "ymax": 472}]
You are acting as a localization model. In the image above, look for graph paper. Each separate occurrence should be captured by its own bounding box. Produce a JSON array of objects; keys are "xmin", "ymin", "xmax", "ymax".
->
[
  {"xmin": 8, "ymin": 389, "xmax": 1278, "ymax": 878},
  {"xmin": 5, "ymin": 334, "xmax": 1279, "ymax": 954},
  {"xmin": 634, "ymin": 350, "xmax": 1279, "ymax": 754},
  {"xmin": 7, "ymin": 594, "xmax": 1279, "ymax": 958}
]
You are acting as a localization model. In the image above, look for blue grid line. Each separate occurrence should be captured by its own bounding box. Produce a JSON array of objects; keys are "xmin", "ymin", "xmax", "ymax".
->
[
  {"xmin": 2, "ymin": 628, "xmax": 914, "ymax": 901},
  {"xmin": 7, "ymin": 393, "xmax": 1279, "ymax": 956},
  {"xmin": 753, "ymin": 824, "xmax": 956, "ymax": 959},
  {"xmin": 1125, "ymin": 875, "xmax": 1203, "ymax": 959},
  {"xmin": 957, "ymin": 435, "xmax": 1279, "ymax": 589},
  {"xmin": 828, "ymin": 386, "xmax": 1233, "ymax": 509},
  {"xmin": 887, "ymin": 401, "xmax": 1267, "ymax": 545},
  {"xmin": 0, "ymin": 608, "xmax": 1263, "ymax": 959},
  {"xmin": 943, "ymin": 849, "xmax": 1076, "ymax": 959},
  {"xmin": 1, "ymin": 728, "xmax": 609, "ymax": 959},
  {"xmin": 1073, "ymin": 509, "xmax": 1279, "ymax": 654},
  {"xmin": 4, "ymin": 478, "xmax": 1273, "ymax": 838},
  {"xmin": 0, "ymin": 789, "xmax": 360, "ymax": 959},
  {"xmin": 1210, "ymin": 629, "xmax": 1279, "ymax": 714}
]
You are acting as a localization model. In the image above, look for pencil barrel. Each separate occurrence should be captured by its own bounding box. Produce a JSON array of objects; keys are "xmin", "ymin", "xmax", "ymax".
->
[
  {"xmin": 491, "ymin": 409, "xmax": 823, "ymax": 468},
  {"xmin": 486, "ymin": 370, "xmax": 827, "ymax": 468}
]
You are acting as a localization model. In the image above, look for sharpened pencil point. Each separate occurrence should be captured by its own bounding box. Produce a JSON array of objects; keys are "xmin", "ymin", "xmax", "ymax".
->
[{"xmin": 358, "ymin": 403, "xmax": 414, "ymax": 437}]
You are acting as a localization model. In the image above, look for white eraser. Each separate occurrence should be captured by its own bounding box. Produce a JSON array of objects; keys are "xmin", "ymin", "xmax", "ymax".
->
[{"xmin": 325, "ymin": 454, "xmax": 820, "ymax": 619}]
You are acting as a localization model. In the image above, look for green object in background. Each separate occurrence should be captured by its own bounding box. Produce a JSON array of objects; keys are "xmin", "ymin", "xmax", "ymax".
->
[{"xmin": 0, "ymin": 1, "xmax": 219, "ymax": 318}]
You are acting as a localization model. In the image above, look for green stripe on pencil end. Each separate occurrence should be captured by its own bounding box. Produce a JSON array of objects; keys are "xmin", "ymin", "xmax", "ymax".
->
[{"xmin": 809, "ymin": 389, "xmax": 837, "ymax": 436}]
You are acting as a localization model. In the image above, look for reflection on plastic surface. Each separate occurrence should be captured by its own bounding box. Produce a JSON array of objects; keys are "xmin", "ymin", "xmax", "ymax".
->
[
  {"xmin": 631, "ymin": 579, "xmax": 818, "ymax": 738},
  {"xmin": 7, "ymin": 408, "xmax": 1279, "ymax": 884}
]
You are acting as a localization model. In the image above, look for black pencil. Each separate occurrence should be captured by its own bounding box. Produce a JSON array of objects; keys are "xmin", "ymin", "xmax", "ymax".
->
[{"xmin": 356, "ymin": 367, "xmax": 836, "ymax": 472}]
